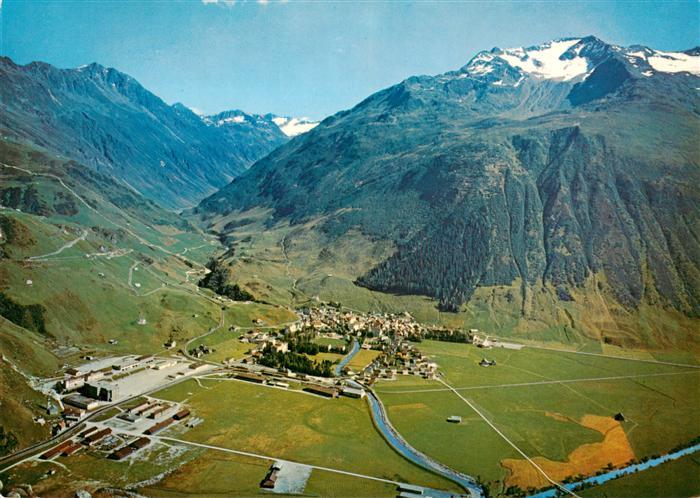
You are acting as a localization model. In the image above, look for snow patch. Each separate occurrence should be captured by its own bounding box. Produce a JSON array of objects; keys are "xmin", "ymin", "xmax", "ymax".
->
[
  {"xmin": 469, "ymin": 63, "xmax": 495, "ymax": 76},
  {"xmin": 216, "ymin": 115, "xmax": 246, "ymax": 126},
  {"xmin": 273, "ymin": 117, "xmax": 319, "ymax": 137},
  {"xmin": 647, "ymin": 51, "xmax": 700, "ymax": 75},
  {"xmin": 497, "ymin": 39, "xmax": 588, "ymax": 81},
  {"xmin": 272, "ymin": 116, "xmax": 287, "ymax": 126},
  {"xmin": 47, "ymin": 89, "xmax": 61, "ymax": 105},
  {"xmin": 627, "ymin": 51, "xmax": 647, "ymax": 60}
]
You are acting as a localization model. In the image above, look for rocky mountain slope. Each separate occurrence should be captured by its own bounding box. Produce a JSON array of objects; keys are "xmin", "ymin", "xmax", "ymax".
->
[
  {"xmin": 193, "ymin": 36, "xmax": 700, "ymax": 344},
  {"xmin": 0, "ymin": 57, "xmax": 289, "ymax": 209}
]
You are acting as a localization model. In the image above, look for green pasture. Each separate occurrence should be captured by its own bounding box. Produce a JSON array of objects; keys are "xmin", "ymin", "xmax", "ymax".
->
[
  {"xmin": 347, "ymin": 348, "xmax": 381, "ymax": 372},
  {"xmin": 375, "ymin": 341, "xmax": 700, "ymax": 496},
  {"xmin": 151, "ymin": 378, "xmax": 461, "ymax": 493}
]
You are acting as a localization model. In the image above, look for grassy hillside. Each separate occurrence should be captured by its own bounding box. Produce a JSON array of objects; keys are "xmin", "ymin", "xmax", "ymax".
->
[{"xmin": 0, "ymin": 140, "xmax": 229, "ymax": 450}]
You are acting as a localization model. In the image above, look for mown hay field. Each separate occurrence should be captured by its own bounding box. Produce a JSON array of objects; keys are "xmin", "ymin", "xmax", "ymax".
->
[{"xmin": 376, "ymin": 341, "xmax": 700, "ymax": 496}]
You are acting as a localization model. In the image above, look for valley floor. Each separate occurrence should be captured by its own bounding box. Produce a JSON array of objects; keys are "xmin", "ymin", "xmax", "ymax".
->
[{"xmin": 1, "ymin": 146, "xmax": 699, "ymax": 497}]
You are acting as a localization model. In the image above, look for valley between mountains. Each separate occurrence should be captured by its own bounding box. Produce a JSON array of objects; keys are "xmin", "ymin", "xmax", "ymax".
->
[{"xmin": 0, "ymin": 35, "xmax": 699, "ymax": 498}]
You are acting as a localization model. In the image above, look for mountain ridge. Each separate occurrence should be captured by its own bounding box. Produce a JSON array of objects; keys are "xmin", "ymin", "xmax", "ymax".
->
[
  {"xmin": 0, "ymin": 56, "xmax": 289, "ymax": 209},
  {"xmin": 192, "ymin": 36, "xmax": 700, "ymax": 346}
]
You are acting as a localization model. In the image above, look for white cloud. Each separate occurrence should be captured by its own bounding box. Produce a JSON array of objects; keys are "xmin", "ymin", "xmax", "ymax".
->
[
  {"xmin": 201, "ymin": 0, "xmax": 236, "ymax": 6},
  {"xmin": 202, "ymin": 0, "xmax": 283, "ymax": 5}
]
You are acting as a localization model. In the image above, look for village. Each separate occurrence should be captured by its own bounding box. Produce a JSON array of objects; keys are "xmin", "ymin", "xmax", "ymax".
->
[
  {"xmin": 238, "ymin": 306, "xmax": 515, "ymax": 386},
  {"xmin": 16, "ymin": 304, "xmax": 520, "ymax": 497},
  {"xmin": 28, "ymin": 303, "xmax": 521, "ymax": 446}
]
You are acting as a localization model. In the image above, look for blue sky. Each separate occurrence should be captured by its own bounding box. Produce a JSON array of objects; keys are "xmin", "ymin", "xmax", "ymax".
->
[{"xmin": 1, "ymin": 1, "xmax": 698, "ymax": 119}]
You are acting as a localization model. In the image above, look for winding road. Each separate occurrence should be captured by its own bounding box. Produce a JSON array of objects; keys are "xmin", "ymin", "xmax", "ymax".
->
[{"xmin": 28, "ymin": 228, "xmax": 88, "ymax": 261}]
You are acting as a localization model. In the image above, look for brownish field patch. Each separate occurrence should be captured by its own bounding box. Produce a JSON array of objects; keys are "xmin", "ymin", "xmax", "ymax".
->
[
  {"xmin": 501, "ymin": 414, "xmax": 635, "ymax": 490},
  {"xmin": 544, "ymin": 411, "xmax": 572, "ymax": 423}
]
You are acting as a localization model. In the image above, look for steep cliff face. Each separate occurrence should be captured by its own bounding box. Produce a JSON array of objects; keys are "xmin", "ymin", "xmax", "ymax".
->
[
  {"xmin": 356, "ymin": 123, "xmax": 699, "ymax": 316},
  {"xmin": 193, "ymin": 37, "xmax": 700, "ymax": 337}
]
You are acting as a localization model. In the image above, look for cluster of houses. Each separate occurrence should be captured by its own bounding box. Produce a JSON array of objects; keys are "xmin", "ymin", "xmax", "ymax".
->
[
  {"xmin": 188, "ymin": 344, "xmax": 215, "ymax": 358},
  {"xmin": 40, "ymin": 399, "xmax": 193, "ymax": 464},
  {"xmin": 40, "ymin": 426, "xmax": 114, "ymax": 460},
  {"xmin": 239, "ymin": 330, "xmax": 289, "ymax": 357},
  {"xmin": 231, "ymin": 368, "xmax": 366, "ymax": 399},
  {"xmin": 361, "ymin": 341, "xmax": 438, "ymax": 384},
  {"xmin": 50, "ymin": 355, "xmax": 185, "ymax": 434},
  {"xmin": 58, "ymin": 355, "xmax": 154, "ymax": 395},
  {"xmin": 109, "ymin": 436, "xmax": 151, "ymax": 460},
  {"xmin": 295, "ymin": 307, "xmax": 427, "ymax": 343},
  {"xmin": 143, "ymin": 407, "xmax": 190, "ymax": 435}
]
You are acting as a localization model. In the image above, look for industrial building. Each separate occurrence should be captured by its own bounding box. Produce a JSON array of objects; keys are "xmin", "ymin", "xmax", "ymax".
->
[
  {"xmin": 303, "ymin": 385, "xmax": 340, "ymax": 398},
  {"xmin": 64, "ymin": 394, "xmax": 99, "ymax": 411},
  {"xmin": 341, "ymin": 386, "xmax": 366, "ymax": 398}
]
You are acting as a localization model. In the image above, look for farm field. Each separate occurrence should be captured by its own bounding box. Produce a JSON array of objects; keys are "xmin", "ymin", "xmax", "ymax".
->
[
  {"xmin": 222, "ymin": 302, "xmax": 298, "ymax": 329},
  {"xmin": 347, "ymin": 348, "xmax": 381, "ymax": 372},
  {"xmin": 150, "ymin": 377, "xmax": 462, "ymax": 493},
  {"xmin": 376, "ymin": 341, "xmax": 700, "ymax": 496},
  {"xmin": 197, "ymin": 328, "xmax": 253, "ymax": 362},
  {"xmin": 313, "ymin": 336, "xmax": 347, "ymax": 348},
  {"xmin": 141, "ymin": 451, "xmax": 271, "ymax": 497},
  {"xmin": 307, "ymin": 351, "xmax": 345, "ymax": 364},
  {"xmin": 141, "ymin": 449, "xmax": 398, "ymax": 497}
]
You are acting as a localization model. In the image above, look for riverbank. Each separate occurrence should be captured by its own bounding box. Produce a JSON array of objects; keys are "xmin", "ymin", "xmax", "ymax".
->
[
  {"xmin": 530, "ymin": 443, "xmax": 700, "ymax": 497},
  {"xmin": 334, "ymin": 339, "xmax": 360, "ymax": 375},
  {"xmin": 365, "ymin": 391, "xmax": 484, "ymax": 498}
]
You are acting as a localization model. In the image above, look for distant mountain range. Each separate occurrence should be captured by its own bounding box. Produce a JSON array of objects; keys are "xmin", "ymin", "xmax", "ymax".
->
[
  {"xmin": 0, "ymin": 57, "xmax": 316, "ymax": 209},
  {"xmin": 198, "ymin": 108, "xmax": 318, "ymax": 138},
  {"xmin": 194, "ymin": 36, "xmax": 700, "ymax": 344}
]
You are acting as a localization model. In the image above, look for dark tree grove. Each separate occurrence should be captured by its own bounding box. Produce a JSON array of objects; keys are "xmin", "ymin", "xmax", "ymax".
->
[
  {"xmin": 258, "ymin": 349, "xmax": 333, "ymax": 377},
  {"xmin": 198, "ymin": 258, "xmax": 254, "ymax": 301},
  {"xmin": 0, "ymin": 292, "xmax": 47, "ymax": 335}
]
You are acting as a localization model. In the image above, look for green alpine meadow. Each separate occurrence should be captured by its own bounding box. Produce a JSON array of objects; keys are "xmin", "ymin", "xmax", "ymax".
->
[{"xmin": 0, "ymin": 2, "xmax": 698, "ymax": 497}]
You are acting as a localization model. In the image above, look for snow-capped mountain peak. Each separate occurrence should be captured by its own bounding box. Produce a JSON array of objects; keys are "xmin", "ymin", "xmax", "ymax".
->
[
  {"xmin": 497, "ymin": 38, "xmax": 588, "ymax": 81},
  {"xmin": 626, "ymin": 48, "xmax": 700, "ymax": 75},
  {"xmin": 462, "ymin": 38, "xmax": 591, "ymax": 82},
  {"xmin": 198, "ymin": 109, "xmax": 319, "ymax": 137},
  {"xmin": 270, "ymin": 116, "xmax": 319, "ymax": 137},
  {"xmin": 461, "ymin": 36, "xmax": 700, "ymax": 84}
]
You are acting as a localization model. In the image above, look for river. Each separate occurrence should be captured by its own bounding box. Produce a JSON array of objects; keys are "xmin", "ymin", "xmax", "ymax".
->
[
  {"xmin": 334, "ymin": 339, "xmax": 360, "ymax": 375},
  {"xmin": 366, "ymin": 391, "xmax": 484, "ymax": 498},
  {"xmin": 529, "ymin": 443, "xmax": 700, "ymax": 497}
]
